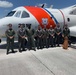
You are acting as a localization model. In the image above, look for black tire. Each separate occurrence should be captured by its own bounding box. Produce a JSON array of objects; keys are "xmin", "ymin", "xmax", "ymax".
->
[{"xmin": 0, "ymin": 39, "xmax": 1, "ymax": 43}]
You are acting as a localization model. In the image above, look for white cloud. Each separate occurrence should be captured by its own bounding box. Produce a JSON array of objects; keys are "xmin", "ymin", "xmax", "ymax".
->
[
  {"xmin": 37, "ymin": 3, "xmax": 48, "ymax": 8},
  {"xmin": 0, "ymin": 0, "xmax": 13, "ymax": 8}
]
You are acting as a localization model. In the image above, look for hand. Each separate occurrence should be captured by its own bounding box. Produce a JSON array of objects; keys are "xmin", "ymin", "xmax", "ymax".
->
[
  {"xmin": 10, "ymin": 36, "xmax": 13, "ymax": 39},
  {"xmin": 62, "ymin": 35, "xmax": 64, "ymax": 37},
  {"xmin": 52, "ymin": 35, "xmax": 53, "ymax": 36},
  {"xmin": 57, "ymin": 33, "xmax": 60, "ymax": 35},
  {"xmin": 39, "ymin": 36, "xmax": 41, "ymax": 38},
  {"xmin": 22, "ymin": 36, "xmax": 25, "ymax": 38}
]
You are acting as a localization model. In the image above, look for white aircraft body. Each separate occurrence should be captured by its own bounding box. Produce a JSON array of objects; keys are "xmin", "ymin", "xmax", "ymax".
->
[{"xmin": 0, "ymin": 4, "xmax": 76, "ymax": 42}]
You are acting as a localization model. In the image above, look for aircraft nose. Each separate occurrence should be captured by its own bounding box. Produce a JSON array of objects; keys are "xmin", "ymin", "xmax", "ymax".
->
[
  {"xmin": 0, "ymin": 18, "xmax": 8, "ymax": 37},
  {"xmin": 0, "ymin": 24, "xmax": 2, "ymax": 37},
  {"xmin": 0, "ymin": 21, "xmax": 1, "ymax": 28}
]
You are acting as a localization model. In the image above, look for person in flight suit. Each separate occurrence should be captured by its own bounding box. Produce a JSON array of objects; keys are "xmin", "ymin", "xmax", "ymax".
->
[
  {"xmin": 62, "ymin": 24, "xmax": 70, "ymax": 49},
  {"xmin": 17, "ymin": 23, "xmax": 21, "ymax": 44},
  {"xmin": 55, "ymin": 23, "xmax": 62, "ymax": 46},
  {"xmin": 5, "ymin": 24, "xmax": 15, "ymax": 55},
  {"xmin": 49, "ymin": 25, "xmax": 55, "ymax": 47},
  {"xmin": 17, "ymin": 24, "xmax": 26, "ymax": 52},
  {"xmin": 42, "ymin": 26, "xmax": 49, "ymax": 48},
  {"xmin": 62, "ymin": 24, "xmax": 70, "ymax": 38},
  {"xmin": 35, "ymin": 25, "xmax": 43, "ymax": 49},
  {"xmin": 25, "ymin": 24, "xmax": 36, "ymax": 51}
]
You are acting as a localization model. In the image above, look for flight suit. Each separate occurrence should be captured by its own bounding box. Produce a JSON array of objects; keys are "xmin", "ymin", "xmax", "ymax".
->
[
  {"xmin": 62, "ymin": 26, "xmax": 70, "ymax": 49},
  {"xmin": 5, "ymin": 28, "xmax": 15, "ymax": 54},
  {"xmin": 17, "ymin": 28, "xmax": 26, "ymax": 52},
  {"xmin": 42, "ymin": 28, "xmax": 49, "ymax": 48},
  {"xmin": 35, "ymin": 28, "xmax": 43, "ymax": 49},
  {"xmin": 49, "ymin": 28, "xmax": 55, "ymax": 47},
  {"xmin": 25, "ymin": 27, "xmax": 36, "ymax": 51},
  {"xmin": 62, "ymin": 28, "xmax": 70, "ymax": 38},
  {"xmin": 55, "ymin": 26, "xmax": 62, "ymax": 46}
]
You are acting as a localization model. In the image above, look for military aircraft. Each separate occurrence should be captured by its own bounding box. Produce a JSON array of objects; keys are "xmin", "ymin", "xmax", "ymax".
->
[{"xmin": 0, "ymin": 4, "xmax": 76, "ymax": 42}]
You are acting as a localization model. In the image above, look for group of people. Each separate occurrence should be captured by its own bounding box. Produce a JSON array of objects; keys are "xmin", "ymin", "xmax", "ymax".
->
[
  {"xmin": 5, "ymin": 23, "xmax": 70, "ymax": 55},
  {"xmin": 5, "ymin": 23, "xmax": 36, "ymax": 54},
  {"xmin": 35, "ymin": 24, "xmax": 70, "ymax": 49}
]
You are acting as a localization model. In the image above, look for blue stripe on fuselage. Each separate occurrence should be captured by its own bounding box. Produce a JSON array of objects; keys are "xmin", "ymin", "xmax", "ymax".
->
[{"xmin": 44, "ymin": 8, "xmax": 59, "ymax": 24}]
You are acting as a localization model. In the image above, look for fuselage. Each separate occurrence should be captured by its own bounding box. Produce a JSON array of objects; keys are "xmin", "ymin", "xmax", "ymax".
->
[{"xmin": 0, "ymin": 5, "xmax": 76, "ymax": 38}]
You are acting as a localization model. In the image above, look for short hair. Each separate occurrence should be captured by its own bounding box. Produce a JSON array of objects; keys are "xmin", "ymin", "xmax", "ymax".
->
[
  {"xmin": 26, "ymin": 24, "xmax": 31, "ymax": 27},
  {"xmin": 18, "ymin": 23, "xmax": 21, "ymax": 25},
  {"xmin": 18, "ymin": 23, "xmax": 21, "ymax": 28},
  {"xmin": 8, "ymin": 24, "xmax": 12, "ymax": 27}
]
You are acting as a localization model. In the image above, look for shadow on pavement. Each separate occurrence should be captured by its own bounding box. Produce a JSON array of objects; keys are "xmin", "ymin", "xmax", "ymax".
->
[
  {"xmin": 70, "ymin": 45, "xmax": 76, "ymax": 49},
  {"xmin": 0, "ymin": 42, "xmax": 19, "ymax": 49}
]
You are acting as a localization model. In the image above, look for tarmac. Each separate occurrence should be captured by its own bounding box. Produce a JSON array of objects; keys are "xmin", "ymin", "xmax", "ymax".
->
[{"xmin": 0, "ymin": 41, "xmax": 76, "ymax": 75}]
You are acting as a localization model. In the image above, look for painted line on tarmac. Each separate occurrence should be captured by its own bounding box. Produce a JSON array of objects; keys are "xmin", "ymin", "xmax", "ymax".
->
[{"xmin": 30, "ymin": 51, "xmax": 55, "ymax": 75}]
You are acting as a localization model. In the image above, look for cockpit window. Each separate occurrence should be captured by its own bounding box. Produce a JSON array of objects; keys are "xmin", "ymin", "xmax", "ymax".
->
[
  {"xmin": 15, "ymin": 11, "xmax": 21, "ymax": 17},
  {"xmin": 70, "ymin": 9, "xmax": 76, "ymax": 15},
  {"xmin": 21, "ymin": 11, "xmax": 29, "ymax": 18},
  {"xmin": 6, "ymin": 11, "xmax": 16, "ymax": 17}
]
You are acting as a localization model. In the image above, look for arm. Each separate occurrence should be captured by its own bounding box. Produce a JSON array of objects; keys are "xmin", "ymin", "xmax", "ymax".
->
[{"xmin": 5, "ymin": 30, "xmax": 10, "ymax": 38}]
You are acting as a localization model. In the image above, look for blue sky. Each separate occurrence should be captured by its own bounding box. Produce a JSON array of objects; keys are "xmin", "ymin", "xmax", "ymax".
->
[{"xmin": 0, "ymin": 0, "xmax": 76, "ymax": 18}]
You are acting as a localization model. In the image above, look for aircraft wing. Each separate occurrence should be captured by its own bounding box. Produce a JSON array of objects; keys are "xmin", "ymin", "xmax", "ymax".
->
[{"xmin": 69, "ymin": 26, "xmax": 76, "ymax": 37}]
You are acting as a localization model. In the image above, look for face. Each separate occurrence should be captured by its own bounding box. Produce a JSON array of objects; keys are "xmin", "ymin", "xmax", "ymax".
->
[
  {"xmin": 64, "ymin": 24, "xmax": 68, "ymax": 28},
  {"xmin": 8, "ymin": 25, "xmax": 12, "ymax": 29},
  {"xmin": 50, "ymin": 25, "xmax": 52, "ymax": 29},
  {"xmin": 20, "ymin": 25, "xmax": 23, "ymax": 28},
  {"xmin": 38, "ymin": 26, "xmax": 41, "ymax": 30},
  {"xmin": 9, "ymin": 26, "xmax": 12, "ymax": 29}
]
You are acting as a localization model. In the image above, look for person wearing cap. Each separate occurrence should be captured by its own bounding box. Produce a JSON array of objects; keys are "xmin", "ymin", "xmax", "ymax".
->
[
  {"xmin": 25, "ymin": 24, "xmax": 36, "ymax": 51},
  {"xmin": 17, "ymin": 24, "xmax": 26, "ymax": 52},
  {"xmin": 49, "ymin": 25, "xmax": 55, "ymax": 47},
  {"xmin": 55, "ymin": 23, "xmax": 62, "ymax": 46},
  {"xmin": 5, "ymin": 24, "xmax": 15, "ymax": 54}
]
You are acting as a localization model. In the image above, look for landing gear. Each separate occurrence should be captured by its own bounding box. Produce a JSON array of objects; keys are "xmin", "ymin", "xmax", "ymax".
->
[{"xmin": 0, "ymin": 39, "xmax": 1, "ymax": 43}]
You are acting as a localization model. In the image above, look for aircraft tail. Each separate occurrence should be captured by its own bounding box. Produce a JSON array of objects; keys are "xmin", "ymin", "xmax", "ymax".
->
[{"xmin": 61, "ymin": 4, "xmax": 76, "ymax": 14}]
